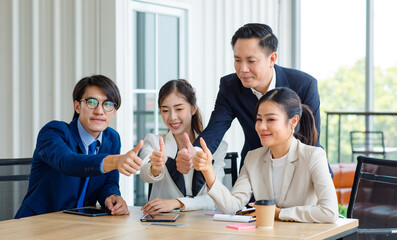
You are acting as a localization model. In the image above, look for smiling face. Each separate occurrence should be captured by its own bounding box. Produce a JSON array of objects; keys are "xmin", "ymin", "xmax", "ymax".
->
[
  {"xmin": 255, "ymin": 100, "xmax": 296, "ymax": 149},
  {"xmin": 233, "ymin": 38, "xmax": 277, "ymax": 94},
  {"xmin": 160, "ymin": 91, "xmax": 196, "ymax": 138},
  {"xmin": 74, "ymin": 85, "xmax": 116, "ymax": 139}
]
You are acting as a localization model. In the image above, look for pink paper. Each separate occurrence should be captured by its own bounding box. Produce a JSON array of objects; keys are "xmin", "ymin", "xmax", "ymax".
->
[{"xmin": 226, "ymin": 223, "xmax": 256, "ymax": 230}]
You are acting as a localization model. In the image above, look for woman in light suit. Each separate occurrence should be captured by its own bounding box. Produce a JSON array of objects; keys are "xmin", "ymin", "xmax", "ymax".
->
[
  {"xmin": 193, "ymin": 87, "xmax": 338, "ymax": 223},
  {"xmin": 140, "ymin": 79, "xmax": 227, "ymax": 213}
]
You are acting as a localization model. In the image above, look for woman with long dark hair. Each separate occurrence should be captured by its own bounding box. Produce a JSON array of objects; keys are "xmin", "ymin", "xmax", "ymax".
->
[
  {"xmin": 140, "ymin": 79, "xmax": 227, "ymax": 213},
  {"xmin": 193, "ymin": 87, "xmax": 338, "ymax": 223}
]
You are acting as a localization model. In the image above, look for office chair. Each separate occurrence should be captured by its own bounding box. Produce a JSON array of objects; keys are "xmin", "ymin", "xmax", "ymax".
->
[
  {"xmin": 0, "ymin": 158, "xmax": 32, "ymax": 181},
  {"xmin": 350, "ymin": 131, "xmax": 397, "ymax": 162},
  {"xmin": 223, "ymin": 152, "xmax": 238, "ymax": 189},
  {"xmin": 0, "ymin": 158, "xmax": 32, "ymax": 220},
  {"xmin": 347, "ymin": 156, "xmax": 397, "ymax": 239}
]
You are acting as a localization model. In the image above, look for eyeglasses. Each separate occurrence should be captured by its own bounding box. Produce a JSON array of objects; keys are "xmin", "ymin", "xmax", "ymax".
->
[{"xmin": 80, "ymin": 98, "xmax": 117, "ymax": 112}]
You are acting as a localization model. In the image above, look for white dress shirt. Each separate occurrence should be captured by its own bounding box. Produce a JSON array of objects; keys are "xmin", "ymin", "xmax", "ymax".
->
[{"xmin": 251, "ymin": 67, "xmax": 277, "ymax": 99}]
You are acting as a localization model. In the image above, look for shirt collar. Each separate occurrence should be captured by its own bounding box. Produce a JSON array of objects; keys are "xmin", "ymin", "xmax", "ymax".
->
[
  {"xmin": 251, "ymin": 67, "xmax": 277, "ymax": 100},
  {"xmin": 77, "ymin": 118, "xmax": 102, "ymax": 153}
]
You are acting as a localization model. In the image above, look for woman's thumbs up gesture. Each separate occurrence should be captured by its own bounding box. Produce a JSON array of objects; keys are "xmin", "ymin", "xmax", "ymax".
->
[
  {"xmin": 149, "ymin": 136, "xmax": 167, "ymax": 177},
  {"xmin": 193, "ymin": 138, "xmax": 216, "ymax": 189},
  {"xmin": 193, "ymin": 138, "xmax": 213, "ymax": 172}
]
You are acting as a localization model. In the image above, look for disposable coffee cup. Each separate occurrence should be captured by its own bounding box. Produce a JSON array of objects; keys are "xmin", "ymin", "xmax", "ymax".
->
[{"xmin": 254, "ymin": 199, "xmax": 275, "ymax": 229}]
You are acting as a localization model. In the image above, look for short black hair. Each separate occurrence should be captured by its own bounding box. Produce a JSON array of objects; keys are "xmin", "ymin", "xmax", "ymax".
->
[
  {"xmin": 72, "ymin": 75, "xmax": 121, "ymax": 120},
  {"xmin": 231, "ymin": 23, "xmax": 278, "ymax": 55}
]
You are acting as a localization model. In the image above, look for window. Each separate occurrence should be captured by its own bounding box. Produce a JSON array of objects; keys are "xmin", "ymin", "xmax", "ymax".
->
[
  {"xmin": 301, "ymin": 0, "xmax": 366, "ymax": 163},
  {"xmin": 301, "ymin": 1, "xmax": 397, "ymax": 162},
  {"xmin": 131, "ymin": 1, "xmax": 188, "ymax": 205},
  {"xmin": 373, "ymin": 0, "xmax": 397, "ymax": 153}
]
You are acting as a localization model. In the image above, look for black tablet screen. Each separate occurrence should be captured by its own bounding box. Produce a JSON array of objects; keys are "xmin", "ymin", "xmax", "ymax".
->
[
  {"xmin": 140, "ymin": 213, "xmax": 180, "ymax": 222},
  {"xmin": 63, "ymin": 207, "xmax": 110, "ymax": 216}
]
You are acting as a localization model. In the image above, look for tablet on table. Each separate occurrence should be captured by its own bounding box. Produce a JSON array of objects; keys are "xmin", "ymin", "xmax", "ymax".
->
[
  {"xmin": 140, "ymin": 213, "xmax": 180, "ymax": 222},
  {"xmin": 63, "ymin": 207, "xmax": 111, "ymax": 217}
]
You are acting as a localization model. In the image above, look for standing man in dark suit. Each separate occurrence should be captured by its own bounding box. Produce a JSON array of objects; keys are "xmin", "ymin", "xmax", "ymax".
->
[
  {"xmin": 176, "ymin": 23, "xmax": 332, "ymax": 176},
  {"xmin": 15, "ymin": 75, "xmax": 144, "ymax": 218}
]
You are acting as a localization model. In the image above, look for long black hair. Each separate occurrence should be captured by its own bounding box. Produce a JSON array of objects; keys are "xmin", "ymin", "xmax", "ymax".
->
[
  {"xmin": 254, "ymin": 87, "xmax": 318, "ymax": 146},
  {"xmin": 158, "ymin": 79, "xmax": 203, "ymax": 135}
]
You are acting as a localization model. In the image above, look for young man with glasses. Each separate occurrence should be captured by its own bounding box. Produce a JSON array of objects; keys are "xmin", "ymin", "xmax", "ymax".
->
[{"xmin": 15, "ymin": 75, "xmax": 143, "ymax": 218}]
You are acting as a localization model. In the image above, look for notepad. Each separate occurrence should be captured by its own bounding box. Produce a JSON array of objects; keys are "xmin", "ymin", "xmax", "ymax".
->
[
  {"xmin": 226, "ymin": 223, "xmax": 256, "ymax": 230},
  {"xmin": 213, "ymin": 214, "xmax": 256, "ymax": 222}
]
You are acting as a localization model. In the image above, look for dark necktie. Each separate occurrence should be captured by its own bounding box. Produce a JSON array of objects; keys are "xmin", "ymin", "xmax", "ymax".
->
[{"xmin": 77, "ymin": 140, "xmax": 98, "ymax": 208}]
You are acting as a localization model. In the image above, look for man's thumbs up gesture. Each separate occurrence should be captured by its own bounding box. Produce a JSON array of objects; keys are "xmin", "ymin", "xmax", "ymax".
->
[
  {"xmin": 176, "ymin": 133, "xmax": 197, "ymax": 174},
  {"xmin": 149, "ymin": 137, "xmax": 167, "ymax": 177},
  {"xmin": 103, "ymin": 140, "xmax": 144, "ymax": 176}
]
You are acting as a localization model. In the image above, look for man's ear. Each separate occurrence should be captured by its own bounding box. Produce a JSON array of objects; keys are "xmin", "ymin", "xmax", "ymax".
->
[
  {"xmin": 74, "ymin": 100, "xmax": 81, "ymax": 114},
  {"xmin": 269, "ymin": 52, "xmax": 278, "ymax": 68}
]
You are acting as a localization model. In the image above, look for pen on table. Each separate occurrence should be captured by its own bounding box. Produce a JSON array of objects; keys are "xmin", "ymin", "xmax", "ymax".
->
[{"xmin": 143, "ymin": 223, "xmax": 187, "ymax": 227}]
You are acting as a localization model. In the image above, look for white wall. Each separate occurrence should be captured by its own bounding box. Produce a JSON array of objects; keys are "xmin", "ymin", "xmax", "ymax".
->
[
  {"xmin": 0, "ymin": 0, "xmax": 104, "ymax": 158},
  {"xmin": 0, "ymin": 0, "xmax": 294, "ymax": 205}
]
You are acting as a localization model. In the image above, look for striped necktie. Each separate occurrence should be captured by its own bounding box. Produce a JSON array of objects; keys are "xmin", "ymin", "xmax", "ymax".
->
[{"xmin": 77, "ymin": 140, "xmax": 98, "ymax": 208}]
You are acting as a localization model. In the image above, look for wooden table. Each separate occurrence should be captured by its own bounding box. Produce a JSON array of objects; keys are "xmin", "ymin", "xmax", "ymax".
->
[{"xmin": 0, "ymin": 207, "xmax": 358, "ymax": 239}]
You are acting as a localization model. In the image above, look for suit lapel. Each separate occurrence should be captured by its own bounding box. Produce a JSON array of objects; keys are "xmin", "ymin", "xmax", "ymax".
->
[
  {"xmin": 164, "ymin": 132, "xmax": 186, "ymax": 196},
  {"xmin": 98, "ymin": 129, "xmax": 111, "ymax": 154},
  {"xmin": 263, "ymin": 149, "xmax": 275, "ymax": 200},
  {"xmin": 240, "ymin": 84, "xmax": 259, "ymax": 115},
  {"xmin": 165, "ymin": 155, "xmax": 186, "ymax": 196},
  {"xmin": 274, "ymin": 65, "xmax": 289, "ymax": 88},
  {"xmin": 70, "ymin": 118, "xmax": 85, "ymax": 154},
  {"xmin": 277, "ymin": 138, "xmax": 298, "ymax": 206},
  {"xmin": 164, "ymin": 131, "xmax": 205, "ymax": 197},
  {"xmin": 190, "ymin": 131, "xmax": 206, "ymax": 196}
]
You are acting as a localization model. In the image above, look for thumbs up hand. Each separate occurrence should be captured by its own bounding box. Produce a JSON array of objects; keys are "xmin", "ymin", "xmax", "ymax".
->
[
  {"xmin": 103, "ymin": 140, "xmax": 144, "ymax": 176},
  {"xmin": 149, "ymin": 137, "xmax": 168, "ymax": 177},
  {"xmin": 176, "ymin": 133, "xmax": 197, "ymax": 174},
  {"xmin": 193, "ymin": 138, "xmax": 213, "ymax": 172},
  {"xmin": 116, "ymin": 140, "xmax": 144, "ymax": 176}
]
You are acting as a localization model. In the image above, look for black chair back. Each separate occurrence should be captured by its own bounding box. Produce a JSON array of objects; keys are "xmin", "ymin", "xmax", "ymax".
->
[
  {"xmin": 0, "ymin": 158, "xmax": 32, "ymax": 220},
  {"xmin": 347, "ymin": 156, "xmax": 397, "ymax": 239},
  {"xmin": 223, "ymin": 152, "xmax": 238, "ymax": 189},
  {"xmin": 350, "ymin": 131, "xmax": 392, "ymax": 162}
]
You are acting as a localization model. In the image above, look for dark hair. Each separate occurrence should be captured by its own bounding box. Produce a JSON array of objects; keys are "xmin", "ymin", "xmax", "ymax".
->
[
  {"xmin": 231, "ymin": 23, "xmax": 278, "ymax": 55},
  {"xmin": 158, "ymin": 79, "xmax": 203, "ymax": 135},
  {"xmin": 254, "ymin": 87, "xmax": 318, "ymax": 146},
  {"xmin": 72, "ymin": 75, "xmax": 121, "ymax": 120}
]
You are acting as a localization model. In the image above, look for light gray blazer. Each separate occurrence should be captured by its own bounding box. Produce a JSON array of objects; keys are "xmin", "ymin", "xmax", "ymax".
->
[
  {"xmin": 207, "ymin": 137, "xmax": 338, "ymax": 223},
  {"xmin": 140, "ymin": 132, "xmax": 227, "ymax": 211}
]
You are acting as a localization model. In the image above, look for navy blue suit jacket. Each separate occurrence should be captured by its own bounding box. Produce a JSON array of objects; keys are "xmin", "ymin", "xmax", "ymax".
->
[
  {"xmin": 194, "ymin": 64, "xmax": 322, "ymax": 168},
  {"xmin": 15, "ymin": 118, "xmax": 121, "ymax": 218}
]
